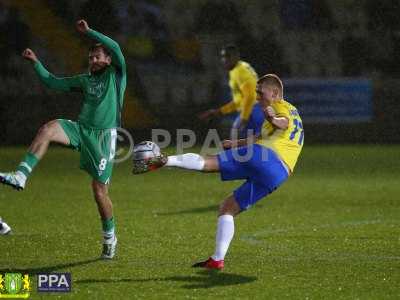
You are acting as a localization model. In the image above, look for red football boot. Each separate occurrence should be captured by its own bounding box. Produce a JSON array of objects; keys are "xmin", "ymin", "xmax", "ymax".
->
[
  {"xmin": 192, "ymin": 257, "xmax": 224, "ymax": 270},
  {"xmin": 132, "ymin": 154, "xmax": 168, "ymax": 174}
]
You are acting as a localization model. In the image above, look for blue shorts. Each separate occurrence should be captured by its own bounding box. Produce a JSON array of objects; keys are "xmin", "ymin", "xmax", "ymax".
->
[
  {"xmin": 217, "ymin": 144, "xmax": 289, "ymax": 211},
  {"xmin": 232, "ymin": 103, "xmax": 265, "ymax": 138}
]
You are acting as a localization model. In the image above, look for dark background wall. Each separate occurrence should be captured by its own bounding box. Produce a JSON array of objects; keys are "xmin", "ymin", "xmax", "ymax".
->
[{"xmin": 0, "ymin": 0, "xmax": 399, "ymax": 144}]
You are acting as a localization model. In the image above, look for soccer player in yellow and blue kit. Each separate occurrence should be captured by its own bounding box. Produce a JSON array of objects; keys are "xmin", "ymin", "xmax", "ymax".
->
[
  {"xmin": 199, "ymin": 45, "xmax": 264, "ymax": 138},
  {"xmin": 161, "ymin": 74, "xmax": 304, "ymax": 269},
  {"xmin": 0, "ymin": 20, "xmax": 125, "ymax": 259}
]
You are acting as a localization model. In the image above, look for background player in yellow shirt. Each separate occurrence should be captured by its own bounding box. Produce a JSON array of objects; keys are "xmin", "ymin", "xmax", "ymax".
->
[
  {"xmin": 141, "ymin": 74, "xmax": 304, "ymax": 269},
  {"xmin": 199, "ymin": 45, "xmax": 264, "ymax": 138}
]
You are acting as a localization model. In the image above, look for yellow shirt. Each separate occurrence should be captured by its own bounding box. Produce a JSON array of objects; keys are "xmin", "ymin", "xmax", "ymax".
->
[
  {"xmin": 220, "ymin": 61, "xmax": 258, "ymax": 121},
  {"xmin": 256, "ymin": 99, "xmax": 304, "ymax": 172}
]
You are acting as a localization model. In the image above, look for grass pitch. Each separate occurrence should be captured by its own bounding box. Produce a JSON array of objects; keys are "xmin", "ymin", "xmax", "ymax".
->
[{"xmin": 0, "ymin": 145, "xmax": 399, "ymax": 299}]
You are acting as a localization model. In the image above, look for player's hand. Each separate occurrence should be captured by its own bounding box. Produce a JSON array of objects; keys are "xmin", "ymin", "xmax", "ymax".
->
[
  {"xmin": 264, "ymin": 106, "xmax": 276, "ymax": 120},
  {"xmin": 22, "ymin": 48, "xmax": 38, "ymax": 62},
  {"xmin": 198, "ymin": 109, "xmax": 219, "ymax": 121},
  {"xmin": 76, "ymin": 19, "xmax": 89, "ymax": 34},
  {"xmin": 222, "ymin": 139, "xmax": 235, "ymax": 149}
]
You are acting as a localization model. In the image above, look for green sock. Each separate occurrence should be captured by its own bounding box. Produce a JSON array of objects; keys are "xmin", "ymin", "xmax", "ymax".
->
[
  {"xmin": 102, "ymin": 217, "xmax": 115, "ymax": 234},
  {"xmin": 16, "ymin": 152, "xmax": 39, "ymax": 177}
]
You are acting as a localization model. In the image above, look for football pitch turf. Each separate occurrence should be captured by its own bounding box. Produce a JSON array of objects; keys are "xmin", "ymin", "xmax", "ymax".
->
[{"xmin": 0, "ymin": 145, "xmax": 399, "ymax": 299}]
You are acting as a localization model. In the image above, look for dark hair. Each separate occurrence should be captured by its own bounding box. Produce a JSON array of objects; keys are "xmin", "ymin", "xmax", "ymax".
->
[
  {"xmin": 89, "ymin": 43, "xmax": 111, "ymax": 57},
  {"xmin": 221, "ymin": 44, "xmax": 240, "ymax": 57}
]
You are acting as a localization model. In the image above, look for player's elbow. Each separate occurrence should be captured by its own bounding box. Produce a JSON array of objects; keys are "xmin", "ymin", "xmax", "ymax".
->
[
  {"xmin": 41, "ymin": 79, "xmax": 55, "ymax": 90},
  {"xmin": 274, "ymin": 118, "xmax": 289, "ymax": 130},
  {"xmin": 109, "ymin": 42, "xmax": 122, "ymax": 55},
  {"xmin": 280, "ymin": 120, "xmax": 289, "ymax": 130},
  {"xmin": 43, "ymin": 80, "xmax": 69, "ymax": 92}
]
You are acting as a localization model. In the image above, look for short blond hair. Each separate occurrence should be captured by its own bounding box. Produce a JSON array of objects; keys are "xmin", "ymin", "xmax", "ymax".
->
[{"xmin": 257, "ymin": 74, "xmax": 283, "ymax": 97}]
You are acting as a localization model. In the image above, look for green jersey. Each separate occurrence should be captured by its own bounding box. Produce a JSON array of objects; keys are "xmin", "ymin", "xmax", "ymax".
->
[{"xmin": 34, "ymin": 29, "xmax": 126, "ymax": 129}]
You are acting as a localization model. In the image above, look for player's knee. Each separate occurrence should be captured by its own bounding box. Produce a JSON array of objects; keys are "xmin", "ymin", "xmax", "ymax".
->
[
  {"xmin": 218, "ymin": 198, "xmax": 240, "ymax": 216},
  {"xmin": 37, "ymin": 120, "xmax": 58, "ymax": 140},
  {"xmin": 92, "ymin": 181, "xmax": 108, "ymax": 201},
  {"xmin": 93, "ymin": 189, "xmax": 107, "ymax": 202},
  {"xmin": 93, "ymin": 190, "xmax": 107, "ymax": 202},
  {"xmin": 203, "ymin": 156, "xmax": 219, "ymax": 172}
]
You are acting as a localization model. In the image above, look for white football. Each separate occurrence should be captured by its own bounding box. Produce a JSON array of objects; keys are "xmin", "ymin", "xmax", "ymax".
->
[{"xmin": 132, "ymin": 141, "xmax": 161, "ymax": 161}]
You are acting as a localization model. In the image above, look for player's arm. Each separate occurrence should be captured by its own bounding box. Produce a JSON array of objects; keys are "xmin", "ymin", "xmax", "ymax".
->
[
  {"xmin": 198, "ymin": 100, "xmax": 236, "ymax": 121},
  {"xmin": 219, "ymin": 101, "xmax": 236, "ymax": 115},
  {"xmin": 264, "ymin": 106, "xmax": 289, "ymax": 130},
  {"xmin": 233, "ymin": 66, "xmax": 257, "ymax": 129},
  {"xmin": 198, "ymin": 102, "xmax": 234, "ymax": 121},
  {"xmin": 76, "ymin": 20, "xmax": 126, "ymax": 73},
  {"xmin": 22, "ymin": 48, "xmax": 82, "ymax": 92},
  {"xmin": 239, "ymin": 80, "xmax": 256, "ymax": 124},
  {"xmin": 218, "ymin": 81, "xmax": 255, "ymax": 123},
  {"xmin": 222, "ymin": 134, "xmax": 257, "ymax": 149}
]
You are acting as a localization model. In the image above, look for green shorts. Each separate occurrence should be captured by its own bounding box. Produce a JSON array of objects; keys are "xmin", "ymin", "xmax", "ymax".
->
[{"xmin": 58, "ymin": 119, "xmax": 117, "ymax": 184}]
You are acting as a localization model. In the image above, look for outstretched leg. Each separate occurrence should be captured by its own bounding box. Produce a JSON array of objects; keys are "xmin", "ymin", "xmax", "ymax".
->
[
  {"xmin": 92, "ymin": 180, "xmax": 117, "ymax": 259},
  {"xmin": 165, "ymin": 153, "xmax": 219, "ymax": 172},
  {"xmin": 0, "ymin": 120, "xmax": 69, "ymax": 190},
  {"xmin": 133, "ymin": 152, "xmax": 219, "ymax": 174},
  {"xmin": 28, "ymin": 119, "xmax": 70, "ymax": 159}
]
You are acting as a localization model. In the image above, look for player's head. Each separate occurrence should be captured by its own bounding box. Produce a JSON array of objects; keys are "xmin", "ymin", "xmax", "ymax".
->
[
  {"xmin": 88, "ymin": 43, "xmax": 111, "ymax": 73},
  {"xmin": 256, "ymin": 74, "xmax": 283, "ymax": 105},
  {"xmin": 220, "ymin": 45, "xmax": 240, "ymax": 70}
]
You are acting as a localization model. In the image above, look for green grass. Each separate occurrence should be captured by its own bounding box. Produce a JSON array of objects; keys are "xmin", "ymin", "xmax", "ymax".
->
[{"xmin": 0, "ymin": 145, "xmax": 399, "ymax": 299}]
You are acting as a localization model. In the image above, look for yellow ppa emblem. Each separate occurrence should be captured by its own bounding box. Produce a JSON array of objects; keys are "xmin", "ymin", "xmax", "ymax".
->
[{"xmin": 0, "ymin": 273, "xmax": 30, "ymax": 299}]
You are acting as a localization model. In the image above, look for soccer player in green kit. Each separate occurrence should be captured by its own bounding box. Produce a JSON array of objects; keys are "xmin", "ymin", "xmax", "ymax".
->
[{"xmin": 0, "ymin": 20, "xmax": 126, "ymax": 259}]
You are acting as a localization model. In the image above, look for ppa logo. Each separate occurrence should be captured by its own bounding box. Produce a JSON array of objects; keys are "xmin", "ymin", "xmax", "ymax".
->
[{"xmin": 37, "ymin": 273, "xmax": 71, "ymax": 292}]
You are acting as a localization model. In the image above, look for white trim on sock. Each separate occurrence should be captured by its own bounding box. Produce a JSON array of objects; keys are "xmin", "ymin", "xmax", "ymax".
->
[
  {"xmin": 165, "ymin": 156, "xmax": 179, "ymax": 167},
  {"xmin": 103, "ymin": 228, "xmax": 115, "ymax": 240},
  {"xmin": 19, "ymin": 162, "xmax": 32, "ymax": 173}
]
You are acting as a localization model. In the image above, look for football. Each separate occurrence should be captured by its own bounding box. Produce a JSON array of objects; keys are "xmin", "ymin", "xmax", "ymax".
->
[
  {"xmin": 133, "ymin": 141, "xmax": 161, "ymax": 161},
  {"xmin": 132, "ymin": 141, "xmax": 166, "ymax": 174}
]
